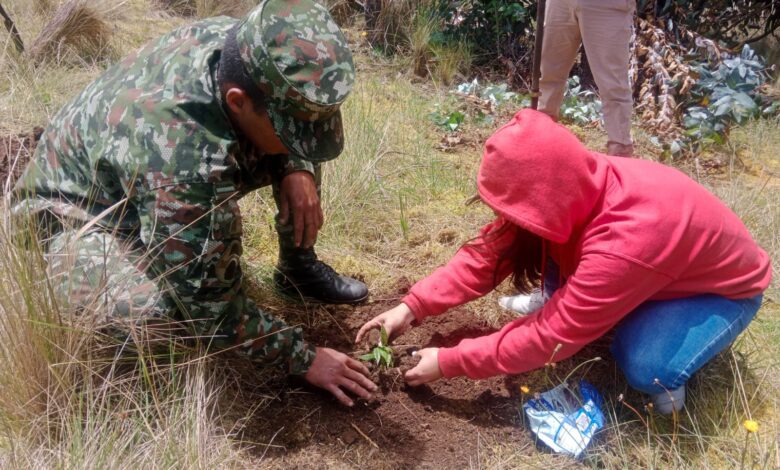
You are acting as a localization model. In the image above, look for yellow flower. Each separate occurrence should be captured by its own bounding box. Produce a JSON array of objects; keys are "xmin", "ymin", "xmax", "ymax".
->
[
  {"xmin": 743, "ymin": 420, "xmax": 759, "ymax": 433},
  {"xmin": 361, "ymin": 31, "xmax": 368, "ymax": 37},
  {"xmin": 520, "ymin": 386, "xmax": 530, "ymax": 394}
]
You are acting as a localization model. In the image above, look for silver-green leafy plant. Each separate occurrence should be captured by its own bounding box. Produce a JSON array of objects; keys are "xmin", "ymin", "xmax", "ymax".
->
[{"xmin": 560, "ymin": 76, "xmax": 603, "ymax": 126}]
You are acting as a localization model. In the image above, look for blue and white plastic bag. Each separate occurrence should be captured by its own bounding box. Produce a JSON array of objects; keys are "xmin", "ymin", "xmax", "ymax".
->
[{"xmin": 523, "ymin": 380, "xmax": 605, "ymax": 457}]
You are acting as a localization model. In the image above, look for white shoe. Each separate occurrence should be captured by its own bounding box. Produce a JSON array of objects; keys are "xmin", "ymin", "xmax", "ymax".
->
[
  {"xmin": 651, "ymin": 385, "xmax": 686, "ymax": 415},
  {"xmin": 499, "ymin": 289, "xmax": 547, "ymax": 315}
]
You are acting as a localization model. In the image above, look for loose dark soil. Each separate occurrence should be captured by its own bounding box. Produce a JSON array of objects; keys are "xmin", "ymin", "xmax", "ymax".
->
[
  {"xmin": 223, "ymin": 294, "xmax": 626, "ymax": 469},
  {"xmin": 0, "ymin": 127, "xmax": 41, "ymax": 194},
  {"xmin": 242, "ymin": 304, "xmax": 524, "ymax": 469}
]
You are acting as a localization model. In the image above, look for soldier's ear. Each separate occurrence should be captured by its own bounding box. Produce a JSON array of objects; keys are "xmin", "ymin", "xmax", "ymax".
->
[{"xmin": 225, "ymin": 87, "xmax": 250, "ymax": 116}]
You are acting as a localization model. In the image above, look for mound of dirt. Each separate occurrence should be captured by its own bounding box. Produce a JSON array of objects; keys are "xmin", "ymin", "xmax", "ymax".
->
[
  {"xmin": 0, "ymin": 127, "xmax": 42, "ymax": 194},
  {"xmin": 223, "ymin": 300, "xmax": 622, "ymax": 468}
]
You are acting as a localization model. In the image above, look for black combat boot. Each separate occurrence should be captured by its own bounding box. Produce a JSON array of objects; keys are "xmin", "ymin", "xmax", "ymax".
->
[{"xmin": 274, "ymin": 247, "xmax": 368, "ymax": 304}]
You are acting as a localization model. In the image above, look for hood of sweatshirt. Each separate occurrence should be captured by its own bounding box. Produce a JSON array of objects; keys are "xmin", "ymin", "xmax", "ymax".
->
[{"xmin": 477, "ymin": 109, "xmax": 609, "ymax": 244}]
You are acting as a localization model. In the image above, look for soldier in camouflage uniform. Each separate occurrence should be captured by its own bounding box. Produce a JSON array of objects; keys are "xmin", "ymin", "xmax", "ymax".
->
[{"xmin": 13, "ymin": 0, "xmax": 377, "ymax": 406}]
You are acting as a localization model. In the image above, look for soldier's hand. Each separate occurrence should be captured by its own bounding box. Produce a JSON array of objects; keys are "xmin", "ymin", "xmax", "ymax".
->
[
  {"xmin": 304, "ymin": 347, "xmax": 377, "ymax": 406},
  {"xmin": 279, "ymin": 171, "xmax": 323, "ymax": 249}
]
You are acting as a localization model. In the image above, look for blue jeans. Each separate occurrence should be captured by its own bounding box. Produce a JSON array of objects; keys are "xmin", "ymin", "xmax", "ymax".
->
[{"xmin": 542, "ymin": 260, "xmax": 763, "ymax": 394}]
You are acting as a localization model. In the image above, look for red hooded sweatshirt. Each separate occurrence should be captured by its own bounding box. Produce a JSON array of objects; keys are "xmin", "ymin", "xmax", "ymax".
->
[{"xmin": 402, "ymin": 109, "xmax": 771, "ymax": 380}]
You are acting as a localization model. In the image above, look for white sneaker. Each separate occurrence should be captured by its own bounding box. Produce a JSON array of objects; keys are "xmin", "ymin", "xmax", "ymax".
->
[
  {"xmin": 651, "ymin": 385, "xmax": 686, "ymax": 415},
  {"xmin": 498, "ymin": 289, "xmax": 548, "ymax": 315}
]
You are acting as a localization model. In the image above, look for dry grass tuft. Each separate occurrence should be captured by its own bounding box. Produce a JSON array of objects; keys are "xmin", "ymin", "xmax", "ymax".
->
[
  {"xmin": 429, "ymin": 40, "xmax": 471, "ymax": 86},
  {"xmin": 321, "ymin": 0, "xmax": 360, "ymax": 26},
  {"xmin": 152, "ymin": 0, "xmax": 255, "ymax": 18},
  {"xmin": 28, "ymin": 0, "xmax": 112, "ymax": 64},
  {"xmin": 0, "ymin": 1, "xmax": 255, "ymax": 466},
  {"xmin": 0, "ymin": 210, "xmax": 253, "ymax": 467},
  {"xmin": 32, "ymin": 0, "xmax": 55, "ymax": 15},
  {"xmin": 365, "ymin": 0, "xmax": 416, "ymax": 54},
  {"xmin": 152, "ymin": 0, "xmax": 360, "ymax": 21},
  {"xmin": 363, "ymin": 0, "xmax": 471, "ymax": 85},
  {"xmin": 152, "ymin": 0, "xmax": 197, "ymax": 17},
  {"xmin": 0, "ymin": 127, "xmax": 42, "ymax": 195}
]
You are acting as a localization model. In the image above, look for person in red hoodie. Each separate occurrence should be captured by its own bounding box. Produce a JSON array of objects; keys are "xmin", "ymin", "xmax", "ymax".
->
[{"xmin": 356, "ymin": 109, "xmax": 771, "ymax": 413}]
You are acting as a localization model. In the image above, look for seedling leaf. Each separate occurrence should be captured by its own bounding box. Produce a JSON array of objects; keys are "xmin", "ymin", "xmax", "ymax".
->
[
  {"xmin": 378, "ymin": 348, "xmax": 394, "ymax": 368},
  {"xmin": 358, "ymin": 326, "xmax": 396, "ymax": 369}
]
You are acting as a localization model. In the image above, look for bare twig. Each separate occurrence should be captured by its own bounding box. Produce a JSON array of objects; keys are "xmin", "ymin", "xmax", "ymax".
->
[
  {"xmin": 296, "ymin": 406, "xmax": 320, "ymax": 424},
  {"xmin": 530, "ymin": 0, "xmax": 546, "ymax": 109},
  {"xmin": 397, "ymin": 397, "xmax": 418, "ymax": 420},
  {"xmin": 350, "ymin": 422, "xmax": 379, "ymax": 449},
  {"xmin": 259, "ymin": 426, "xmax": 285, "ymax": 461},
  {"xmin": 0, "ymin": 1, "xmax": 24, "ymax": 53}
]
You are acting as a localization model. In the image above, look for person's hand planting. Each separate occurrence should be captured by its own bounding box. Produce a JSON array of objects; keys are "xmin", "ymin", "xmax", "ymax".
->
[
  {"xmin": 355, "ymin": 303, "xmax": 416, "ymax": 344},
  {"xmin": 404, "ymin": 348, "xmax": 442, "ymax": 386}
]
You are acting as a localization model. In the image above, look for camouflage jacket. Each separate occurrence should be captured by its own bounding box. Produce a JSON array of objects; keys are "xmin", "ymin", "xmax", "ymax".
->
[{"xmin": 14, "ymin": 18, "xmax": 316, "ymax": 375}]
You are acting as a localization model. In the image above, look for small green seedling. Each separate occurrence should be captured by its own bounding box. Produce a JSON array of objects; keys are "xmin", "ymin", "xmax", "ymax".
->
[{"xmin": 359, "ymin": 326, "xmax": 394, "ymax": 368}]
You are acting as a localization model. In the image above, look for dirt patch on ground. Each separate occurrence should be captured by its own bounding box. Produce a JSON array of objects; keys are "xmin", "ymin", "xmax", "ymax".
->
[
  {"xmin": 0, "ymin": 127, "xmax": 42, "ymax": 194},
  {"xmin": 240, "ymin": 304, "xmax": 524, "ymax": 468},
  {"xmin": 221, "ymin": 297, "xmax": 624, "ymax": 469}
]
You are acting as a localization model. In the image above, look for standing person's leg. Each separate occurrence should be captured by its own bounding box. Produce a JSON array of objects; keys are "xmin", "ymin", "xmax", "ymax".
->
[
  {"xmin": 538, "ymin": 0, "xmax": 583, "ymax": 119},
  {"xmin": 273, "ymin": 165, "xmax": 368, "ymax": 304},
  {"xmin": 611, "ymin": 294, "xmax": 763, "ymax": 413},
  {"xmin": 578, "ymin": 0, "xmax": 635, "ymax": 156}
]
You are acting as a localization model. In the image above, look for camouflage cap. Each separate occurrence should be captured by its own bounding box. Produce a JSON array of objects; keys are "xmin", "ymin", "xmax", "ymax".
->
[{"xmin": 237, "ymin": 0, "xmax": 355, "ymax": 162}]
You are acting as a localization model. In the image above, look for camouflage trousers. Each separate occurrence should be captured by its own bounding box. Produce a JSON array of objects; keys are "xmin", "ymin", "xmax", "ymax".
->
[
  {"xmin": 43, "ymin": 164, "xmax": 322, "ymax": 373},
  {"xmin": 45, "ymin": 227, "xmax": 315, "ymax": 372},
  {"xmin": 46, "ymin": 228, "xmax": 168, "ymax": 325}
]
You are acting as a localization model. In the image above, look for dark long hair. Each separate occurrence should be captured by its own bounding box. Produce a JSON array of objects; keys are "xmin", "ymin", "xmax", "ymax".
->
[
  {"xmin": 467, "ymin": 216, "xmax": 544, "ymax": 294},
  {"xmin": 508, "ymin": 222, "xmax": 544, "ymax": 294}
]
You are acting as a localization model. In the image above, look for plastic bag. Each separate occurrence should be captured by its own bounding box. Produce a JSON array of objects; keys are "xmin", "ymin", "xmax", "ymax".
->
[{"xmin": 523, "ymin": 380, "xmax": 605, "ymax": 457}]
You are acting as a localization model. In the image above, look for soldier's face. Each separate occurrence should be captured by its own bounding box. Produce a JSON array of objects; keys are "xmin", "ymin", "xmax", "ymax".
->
[{"xmin": 225, "ymin": 87, "xmax": 289, "ymax": 156}]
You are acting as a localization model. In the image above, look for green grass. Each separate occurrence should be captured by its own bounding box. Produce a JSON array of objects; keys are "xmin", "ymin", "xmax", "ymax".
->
[{"xmin": 0, "ymin": 0, "xmax": 778, "ymax": 468}]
